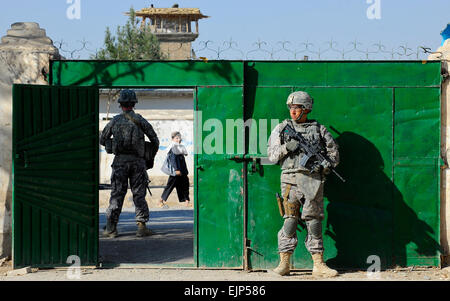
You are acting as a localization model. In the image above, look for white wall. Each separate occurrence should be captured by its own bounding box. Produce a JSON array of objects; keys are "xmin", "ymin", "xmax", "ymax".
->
[
  {"xmin": 99, "ymin": 90, "xmax": 194, "ymax": 185},
  {"xmin": 429, "ymin": 39, "xmax": 450, "ymax": 265}
]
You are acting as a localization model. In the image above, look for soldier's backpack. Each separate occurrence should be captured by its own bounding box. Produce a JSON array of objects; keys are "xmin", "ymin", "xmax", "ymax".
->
[{"xmin": 123, "ymin": 113, "xmax": 159, "ymax": 170}]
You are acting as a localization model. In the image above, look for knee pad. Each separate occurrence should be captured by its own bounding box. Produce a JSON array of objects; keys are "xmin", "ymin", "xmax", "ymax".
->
[
  {"xmin": 306, "ymin": 219, "xmax": 322, "ymax": 240},
  {"xmin": 283, "ymin": 217, "xmax": 298, "ymax": 238}
]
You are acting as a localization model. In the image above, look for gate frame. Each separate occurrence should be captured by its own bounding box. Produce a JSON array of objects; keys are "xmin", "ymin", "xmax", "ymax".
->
[{"xmin": 43, "ymin": 59, "xmax": 443, "ymax": 270}]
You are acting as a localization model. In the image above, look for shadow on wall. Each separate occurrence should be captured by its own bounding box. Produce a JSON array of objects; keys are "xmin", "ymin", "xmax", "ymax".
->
[
  {"xmin": 324, "ymin": 131, "xmax": 441, "ymax": 269},
  {"xmin": 54, "ymin": 61, "xmax": 242, "ymax": 87},
  {"xmin": 166, "ymin": 61, "xmax": 242, "ymax": 85},
  {"xmin": 55, "ymin": 61, "xmax": 156, "ymax": 86}
]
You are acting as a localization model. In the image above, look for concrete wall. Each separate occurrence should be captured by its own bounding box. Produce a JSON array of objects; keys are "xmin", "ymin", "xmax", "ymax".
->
[
  {"xmin": 429, "ymin": 39, "xmax": 450, "ymax": 265},
  {"xmin": 0, "ymin": 22, "xmax": 60, "ymax": 258}
]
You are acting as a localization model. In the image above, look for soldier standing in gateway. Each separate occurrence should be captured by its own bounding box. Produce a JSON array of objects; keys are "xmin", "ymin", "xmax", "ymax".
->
[
  {"xmin": 267, "ymin": 91, "xmax": 339, "ymax": 277},
  {"xmin": 100, "ymin": 89, "xmax": 159, "ymax": 238}
]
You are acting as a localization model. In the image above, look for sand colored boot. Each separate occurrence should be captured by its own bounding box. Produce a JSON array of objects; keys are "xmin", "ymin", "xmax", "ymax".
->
[
  {"xmin": 311, "ymin": 253, "xmax": 338, "ymax": 278},
  {"xmin": 272, "ymin": 252, "xmax": 292, "ymax": 276},
  {"xmin": 102, "ymin": 220, "xmax": 118, "ymax": 238},
  {"xmin": 136, "ymin": 222, "xmax": 153, "ymax": 237}
]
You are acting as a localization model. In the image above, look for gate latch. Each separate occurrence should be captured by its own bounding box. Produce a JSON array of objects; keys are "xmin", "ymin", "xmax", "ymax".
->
[{"xmin": 251, "ymin": 158, "xmax": 258, "ymax": 174}]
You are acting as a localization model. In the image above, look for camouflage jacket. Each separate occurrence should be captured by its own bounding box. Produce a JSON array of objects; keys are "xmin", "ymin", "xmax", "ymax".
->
[
  {"xmin": 100, "ymin": 110, "xmax": 159, "ymax": 159},
  {"xmin": 267, "ymin": 119, "xmax": 339, "ymax": 175}
]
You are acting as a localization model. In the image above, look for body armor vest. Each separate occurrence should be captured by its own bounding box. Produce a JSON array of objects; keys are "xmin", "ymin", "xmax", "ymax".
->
[
  {"xmin": 111, "ymin": 113, "xmax": 145, "ymax": 157},
  {"xmin": 280, "ymin": 119, "xmax": 324, "ymax": 172}
]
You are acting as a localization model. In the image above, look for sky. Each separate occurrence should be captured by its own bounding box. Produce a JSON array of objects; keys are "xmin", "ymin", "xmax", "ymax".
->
[{"xmin": 0, "ymin": 0, "xmax": 449, "ymax": 59}]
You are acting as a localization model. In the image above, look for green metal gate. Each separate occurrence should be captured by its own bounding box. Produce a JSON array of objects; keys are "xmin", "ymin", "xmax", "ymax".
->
[
  {"xmin": 244, "ymin": 62, "xmax": 442, "ymax": 269},
  {"xmin": 11, "ymin": 60, "xmax": 441, "ymax": 269},
  {"xmin": 51, "ymin": 60, "xmax": 247, "ymax": 268},
  {"xmin": 196, "ymin": 86, "xmax": 244, "ymax": 267},
  {"xmin": 12, "ymin": 85, "xmax": 99, "ymax": 268}
]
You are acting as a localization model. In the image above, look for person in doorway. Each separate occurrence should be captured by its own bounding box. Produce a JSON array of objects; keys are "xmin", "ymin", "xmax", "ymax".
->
[
  {"xmin": 100, "ymin": 89, "xmax": 159, "ymax": 238},
  {"xmin": 159, "ymin": 131, "xmax": 191, "ymax": 208},
  {"xmin": 267, "ymin": 91, "xmax": 340, "ymax": 278}
]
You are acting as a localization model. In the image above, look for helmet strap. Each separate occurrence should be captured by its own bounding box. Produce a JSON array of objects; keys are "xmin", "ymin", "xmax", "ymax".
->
[
  {"xmin": 295, "ymin": 108, "xmax": 308, "ymax": 123},
  {"xmin": 121, "ymin": 105, "xmax": 134, "ymax": 112}
]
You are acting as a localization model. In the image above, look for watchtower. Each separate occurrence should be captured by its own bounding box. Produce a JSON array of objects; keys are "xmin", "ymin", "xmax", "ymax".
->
[{"xmin": 133, "ymin": 4, "xmax": 209, "ymax": 60}]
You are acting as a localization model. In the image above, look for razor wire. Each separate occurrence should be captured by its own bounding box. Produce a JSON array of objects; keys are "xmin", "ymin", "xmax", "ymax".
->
[
  {"xmin": 52, "ymin": 38, "xmax": 437, "ymax": 61},
  {"xmin": 191, "ymin": 38, "xmax": 433, "ymax": 61}
]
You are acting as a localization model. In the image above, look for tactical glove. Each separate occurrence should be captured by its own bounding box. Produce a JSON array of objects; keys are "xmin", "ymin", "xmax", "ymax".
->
[
  {"xmin": 320, "ymin": 160, "xmax": 332, "ymax": 175},
  {"xmin": 312, "ymin": 164, "xmax": 322, "ymax": 173},
  {"xmin": 285, "ymin": 140, "xmax": 300, "ymax": 152}
]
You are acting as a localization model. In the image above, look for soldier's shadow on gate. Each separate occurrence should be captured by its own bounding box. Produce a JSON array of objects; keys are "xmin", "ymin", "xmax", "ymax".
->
[{"xmin": 323, "ymin": 131, "xmax": 441, "ymax": 270}]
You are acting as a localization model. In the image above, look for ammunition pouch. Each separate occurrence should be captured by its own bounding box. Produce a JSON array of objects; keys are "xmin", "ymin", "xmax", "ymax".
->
[
  {"xmin": 283, "ymin": 199, "xmax": 300, "ymax": 218},
  {"xmin": 123, "ymin": 113, "xmax": 159, "ymax": 170},
  {"xmin": 144, "ymin": 141, "xmax": 158, "ymax": 170},
  {"xmin": 281, "ymin": 184, "xmax": 300, "ymax": 218},
  {"xmin": 105, "ymin": 138, "xmax": 113, "ymax": 154}
]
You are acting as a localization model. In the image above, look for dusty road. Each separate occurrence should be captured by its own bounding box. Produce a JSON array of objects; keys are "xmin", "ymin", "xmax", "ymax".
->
[
  {"xmin": 0, "ymin": 262, "xmax": 449, "ymax": 281},
  {"xmin": 1, "ymin": 187, "xmax": 449, "ymax": 281}
]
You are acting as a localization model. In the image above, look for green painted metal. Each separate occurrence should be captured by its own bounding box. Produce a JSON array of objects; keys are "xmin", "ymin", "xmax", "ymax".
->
[
  {"xmin": 51, "ymin": 61, "xmax": 243, "ymax": 87},
  {"xmin": 246, "ymin": 86, "xmax": 397, "ymax": 269},
  {"xmin": 244, "ymin": 62, "xmax": 442, "ymax": 269},
  {"xmin": 246, "ymin": 61, "xmax": 441, "ymax": 87},
  {"xmin": 44, "ymin": 60, "xmax": 442, "ymax": 269},
  {"xmin": 196, "ymin": 86, "xmax": 244, "ymax": 268},
  {"xmin": 12, "ymin": 85, "xmax": 99, "ymax": 268},
  {"xmin": 307, "ymin": 87, "xmax": 395, "ymax": 269},
  {"xmin": 245, "ymin": 86, "xmax": 292, "ymax": 269},
  {"xmin": 393, "ymin": 88, "xmax": 441, "ymax": 266},
  {"xmin": 193, "ymin": 87, "xmax": 199, "ymax": 268}
]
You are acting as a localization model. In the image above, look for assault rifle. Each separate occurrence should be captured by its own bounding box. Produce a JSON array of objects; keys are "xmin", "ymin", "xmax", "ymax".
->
[
  {"xmin": 143, "ymin": 171, "xmax": 152, "ymax": 196},
  {"xmin": 283, "ymin": 123, "xmax": 346, "ymax": 183}
]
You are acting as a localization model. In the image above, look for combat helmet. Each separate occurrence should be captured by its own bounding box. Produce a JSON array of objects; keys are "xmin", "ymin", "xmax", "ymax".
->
[
  {"xmin": 118, "ymin": 89, "xmax": 138, "ymax": 104},
  {"xmin": 286, "ymin": 91, "xmax": 313, "ymax": 111}
]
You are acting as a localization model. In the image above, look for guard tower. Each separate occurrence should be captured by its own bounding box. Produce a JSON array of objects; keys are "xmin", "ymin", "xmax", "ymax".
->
[{"xmin": 133, "ymin": 4, "xmax": 209, "ymax": 60}]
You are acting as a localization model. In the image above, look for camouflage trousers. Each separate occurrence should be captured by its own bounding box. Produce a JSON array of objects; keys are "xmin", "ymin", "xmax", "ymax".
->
[
  {"xmin": 277, "ymin": 176, "xmax": 325, "ymax": 255},
  {"xmin": 106, "ymin": 157, "xmax": 149, "ymax": 224}
]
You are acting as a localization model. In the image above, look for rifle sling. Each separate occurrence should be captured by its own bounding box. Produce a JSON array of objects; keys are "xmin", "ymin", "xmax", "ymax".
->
[{"xmin": 124, "ymin": 112, "xmax": 142, "ymax": 131}]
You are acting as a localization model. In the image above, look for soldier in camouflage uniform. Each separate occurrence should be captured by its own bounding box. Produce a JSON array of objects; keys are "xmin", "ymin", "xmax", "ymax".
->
[
  {"xmin": 100, "ymin": 90, "xmax": 159, "ymax": 238},
  {"xmin": 267, "ymin": 91, "xmax": 339, "ymax": 277}
]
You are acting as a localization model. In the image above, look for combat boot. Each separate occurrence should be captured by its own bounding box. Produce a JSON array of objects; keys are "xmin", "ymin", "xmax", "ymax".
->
[
  {"xmin": 272, "ymin": 252, "xmax": 291, "ymax": 276},
  {"xmin": 311, "ymin": 253, "xmax": 338, "ymax": 278},
  {"xmin": 103, "ymin": 220, "xmax": 118, "ymax": 238},
  {"xmin": 136, "ymin": 222, "xmax": 153, "ymax": 237}
]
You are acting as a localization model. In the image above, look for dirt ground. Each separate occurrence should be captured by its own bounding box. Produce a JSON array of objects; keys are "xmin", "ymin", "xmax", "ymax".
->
[
  {"xmin": 0, "ymin": 261, "xmax": 449, "ymax": 281},
  {"xmin": 1, "ymin": 187, "xmax": 449, "ymax": 281},
  {"xmin": 98, "ymin": 208, "xmax": 193, "ymax": 265}
]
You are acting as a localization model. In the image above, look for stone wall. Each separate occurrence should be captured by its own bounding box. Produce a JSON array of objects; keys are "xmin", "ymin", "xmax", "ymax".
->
[
  {"xmin": 428, "ymin": 39, "xmax": 450, "ymax": 265},
  {"xmin": 159, "ymin": 41, "xmax": 192, "ymax": 60},
  {"xmin": 0, "ymin": 22, "xmax": 60, "ymax": 258}
]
